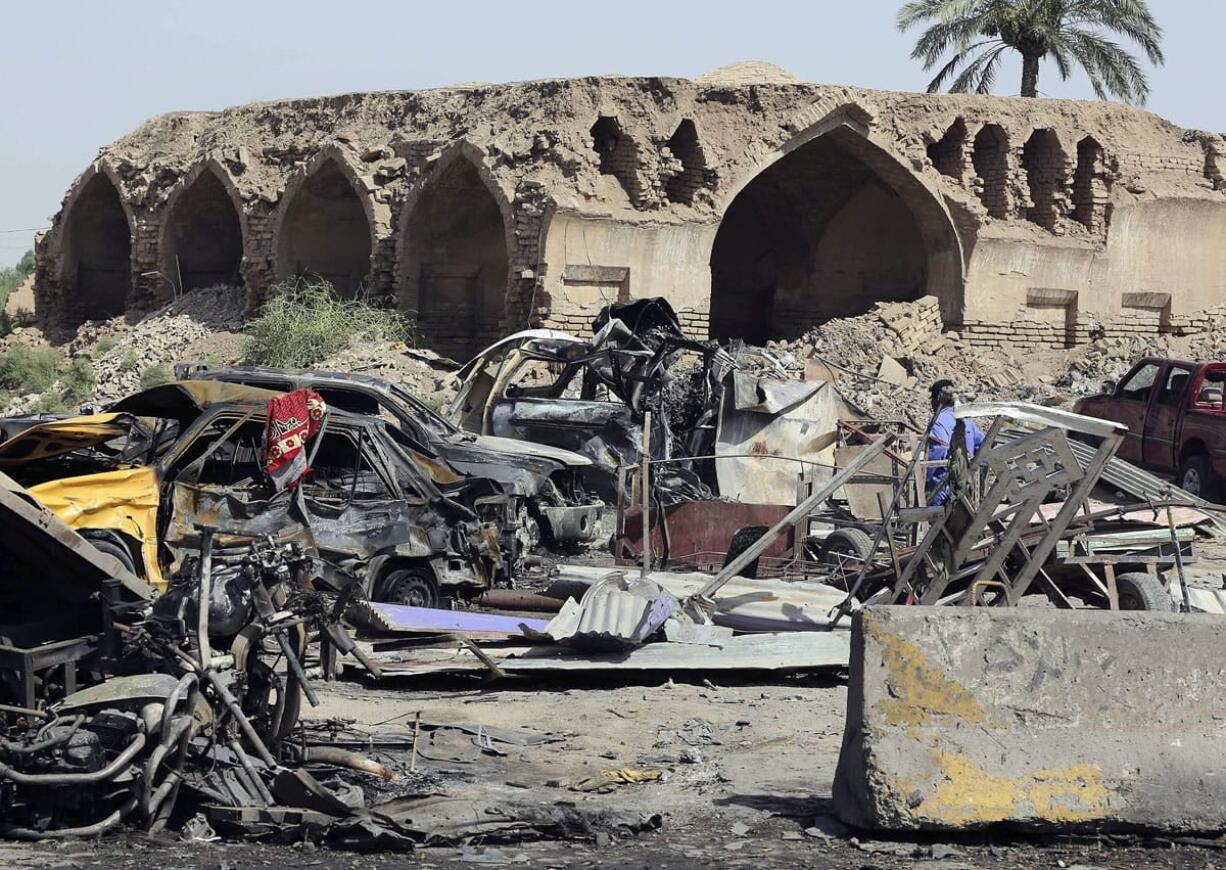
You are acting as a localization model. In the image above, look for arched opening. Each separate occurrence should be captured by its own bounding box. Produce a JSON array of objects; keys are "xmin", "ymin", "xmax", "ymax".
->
[
  {"xmin": 61, "ymin": 171, "xmax": 132, "ymax": 323},
  {"xmin": 664, "ymin": 119, "xmax": 709, "ymax": 205},
  {"xmin": 971, "ymin": 124, "xmax": 1010, "ymax": 219},
  {"xmin": 276, "ymin": 158, "xmax": 372, "ymax": 297},
  {"xmin": 163, "ymin": 168, "xmax": 243, "ymax": 291},
  {"xmin": 928, "ymin": 118, "xmax": 968, "ymax": 181},
  {"xmin": 1072, "ymin": 136, "xmax": 1107, "ymax": 232},
  {"xmin": 1022, "ymin": 129, "xmax": 1068, "ymax": 232},
  {"xmin": 590, "ymin": 116, "xmax": 642, "ymax": 205},
  {"xmin": 401, "ymin": 156, "xmax": 509, "ymax": 360},
  {"xmin": 710, "ymin": 126, "xmax": 958, "ymax": 343}
]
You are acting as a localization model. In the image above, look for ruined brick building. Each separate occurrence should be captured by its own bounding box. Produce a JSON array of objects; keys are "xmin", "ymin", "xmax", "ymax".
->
[{"xmin": 33, "ymin": 62, "xmax": 1226, "ymax": 359}]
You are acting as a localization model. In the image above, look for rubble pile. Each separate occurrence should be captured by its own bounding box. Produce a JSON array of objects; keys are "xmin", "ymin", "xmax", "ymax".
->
[
  {"xmin": 321, "ymin": 340, "xmax": 459, "ymax": 406},
  {"xmin": 765, "ymin": 297, "xmax": 1226, "ymax": 427}
]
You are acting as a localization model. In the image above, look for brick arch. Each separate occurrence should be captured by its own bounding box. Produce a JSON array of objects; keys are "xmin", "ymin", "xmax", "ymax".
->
[
  {"xmin": 272, "ymin": 145, "xmax": 389, "ymax": 298},
  {"xmin": 54, "ymin": 160, "xmax": 138, "ymax": 325},
  {"xmin": 158, "ymin": 157, "xmax": 248, "ymax": 295},
  {"xmin": 395, "ymin": 141, "xmax": 517, "ymax": 359},
  {"xmin": 709, "ymin": 110, "xmax": 966, "ymax": 340}
]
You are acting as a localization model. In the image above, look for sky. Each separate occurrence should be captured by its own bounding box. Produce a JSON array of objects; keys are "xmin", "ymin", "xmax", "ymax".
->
[{"xmin": 1, "ymin": 0, "xmax": 1221, "ymax": 267}]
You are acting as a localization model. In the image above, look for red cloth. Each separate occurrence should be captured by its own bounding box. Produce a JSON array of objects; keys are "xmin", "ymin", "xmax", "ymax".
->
[{"xmin": 262, "ymin": 389, "xmax": 327, "ymax": 490}]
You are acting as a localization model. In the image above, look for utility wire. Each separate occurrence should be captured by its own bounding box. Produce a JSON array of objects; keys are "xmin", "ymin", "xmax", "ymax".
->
[{"xmin": 0, "ymin": 227, "xmax": 49, "ymax": 234}]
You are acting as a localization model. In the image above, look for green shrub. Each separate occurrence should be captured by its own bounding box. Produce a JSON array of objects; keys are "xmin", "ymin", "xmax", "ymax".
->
[
  {"xmin": 61, "ymin": 358, "xmax": 96, "ymax": 405},
  {"xmin": 241, "ymin": 277, "xmax": 411, "ymax": 368},
  {"xmin": 31, "ymin": 391, "xmax": 66, "ymax": 414},
  {"xmin": 95, "ymin": 336, "xmax": 117, "ymax": 355},
  {"xmin": 0, "ymin": 346, "xmax": 64, "ymax": 395},
  {"xmin": 119, "ymin": 349, "xmax": 139, "ymax": 372},
  {"xmin": 139, "ymin": 364, "xmax": 172, "ymax": 390}
]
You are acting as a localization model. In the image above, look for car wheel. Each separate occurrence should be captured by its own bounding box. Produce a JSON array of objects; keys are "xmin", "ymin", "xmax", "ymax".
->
[
  {"xmin": 722, "ymin": 525, "xmax": 769, "ymax": 579},
  {"xmin": 1114, "ymin": 572, "xmax": 1173, "ymax": 612},
  {"xmin": 817, "ymin": 528, "xmax": 876, "ymax": 591},
  {"xmin": 82, "ymin": 533, "xmax": 138, "ymax": 576},
  {"xmin": 378, "ymin": 567, "xmax": 441, "ymax": 609},
  {"xmin": 1179, "ymin": 454, "xmax": 1215, "ymax": 500}
]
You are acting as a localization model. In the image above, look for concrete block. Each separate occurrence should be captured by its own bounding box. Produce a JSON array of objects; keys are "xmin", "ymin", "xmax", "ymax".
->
[{"xmin": 834, "ymin": 606, "xmax": 1226, "ymax": 833}]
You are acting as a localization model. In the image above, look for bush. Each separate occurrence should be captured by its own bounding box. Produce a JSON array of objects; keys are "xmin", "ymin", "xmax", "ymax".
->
[
  {"xmin": 242, "ymin": 277, "xmax": 411, "ymax": 369},
  {"xmin": 96, "ymin": 336, "xmax": 117, "ymax": 355},
  {"xmin": 139, "ymin": 364, "xmax": 172, "ymax": 390},
  {"xmin": 0, "ymin": 346, "xmax": 64, "ymax": 395},
  {"xmin": 61, "ymin": 358, "xmax": 96, "ymax": 405},
  {"xmin": 119, "ymin": 349, "xmax": 139, "ymax": 372}
]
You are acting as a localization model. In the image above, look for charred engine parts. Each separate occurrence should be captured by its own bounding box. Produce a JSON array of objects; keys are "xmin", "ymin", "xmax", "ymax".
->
[{"xmin": 0, "ymin": 530, "xmax": 378, "ymax": 840}]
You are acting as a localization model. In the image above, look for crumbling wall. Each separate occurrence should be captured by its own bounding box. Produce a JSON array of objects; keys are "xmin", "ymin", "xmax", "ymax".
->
[{"xmin": 32, "ymin": 71, "xmax": 1226, "ymax": 354}]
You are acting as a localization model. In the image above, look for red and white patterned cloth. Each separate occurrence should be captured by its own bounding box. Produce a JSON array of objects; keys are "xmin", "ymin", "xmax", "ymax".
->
[{"xmin": 262, "ymin": 389, "xmax": 327, "ymax": 491}]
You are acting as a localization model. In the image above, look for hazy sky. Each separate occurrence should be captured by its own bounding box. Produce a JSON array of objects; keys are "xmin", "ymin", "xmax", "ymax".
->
[{"xmin": 1, "ymin": 0, "xmax": 1221, "ymax": 266}]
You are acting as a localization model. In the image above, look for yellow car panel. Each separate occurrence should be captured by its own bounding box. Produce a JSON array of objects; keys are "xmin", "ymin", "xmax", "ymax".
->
[
  {"xmin": 0, "ymin": 413, "xmax": 132, "ymax": 466},
  {"xmin": 28, "ymin": 466, "xmax": 165, "ymax": 589}
]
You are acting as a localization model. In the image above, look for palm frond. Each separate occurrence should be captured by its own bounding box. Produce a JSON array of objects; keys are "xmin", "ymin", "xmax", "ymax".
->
[{"xmin": 1065, "ymin": 26, "xmax": 1151, "ymax": 104}]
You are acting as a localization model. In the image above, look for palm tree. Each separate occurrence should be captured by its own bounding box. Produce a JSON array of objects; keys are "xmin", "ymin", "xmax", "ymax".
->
[{"xmin": 897, "ymin": 0, "xmax": 1164, "ymax": 105}]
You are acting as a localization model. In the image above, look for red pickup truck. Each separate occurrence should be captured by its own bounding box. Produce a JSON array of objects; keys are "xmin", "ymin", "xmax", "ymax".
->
[{"xmin": 1073, "ymin": 357, "xmax": 1226, "ymax": 498}]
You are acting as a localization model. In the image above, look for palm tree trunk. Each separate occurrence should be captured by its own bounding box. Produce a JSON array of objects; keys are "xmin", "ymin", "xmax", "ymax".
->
[{"xmin": 1021, "ymin": 52, "xmax": 1041, "ymax": 97}]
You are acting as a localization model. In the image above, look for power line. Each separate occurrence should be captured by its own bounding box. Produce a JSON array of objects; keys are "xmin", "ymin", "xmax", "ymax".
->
[{"xmin": 0, "ymin": 227, "xmax": 49, "ymax": 234}]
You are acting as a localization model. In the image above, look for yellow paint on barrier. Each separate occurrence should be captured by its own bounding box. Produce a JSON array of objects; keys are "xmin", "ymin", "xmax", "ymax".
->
[
  {"xmin": 29, "ymin": 466, "xmax": 165, "ymax": 590},
  {"xmin": 914, "ymin": 751, "xmax": 1111, "ymax": 826},
  {"xmin": 863, "ymin": 613, "xmax": 986, "ymax": 728}
]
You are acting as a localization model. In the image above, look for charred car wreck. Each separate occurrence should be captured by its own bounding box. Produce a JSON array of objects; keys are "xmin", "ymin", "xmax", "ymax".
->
[
  {"xmin": 448, "ymin": 297, "xmax": 854, "ymax": 506},
  {"xmin": 0, "ymin": 473, "xmax": 406, "ymax": 843},
  {"xmin": 174, "ymin": 364, "xmax": 604, "ymax": 548},
  {"xmin": 0, "ymin": 381, "xmax": 515, "ymax": 607}
]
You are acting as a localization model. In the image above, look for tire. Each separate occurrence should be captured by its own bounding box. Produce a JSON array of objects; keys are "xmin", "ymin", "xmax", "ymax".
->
[
  {"xmin": 1179, "ymin": 454, "xmax": 1215, "ymax": 500},
  {"xmin": 722, "ymin": 525, "xmax": 769, "ymax": 579},
  {"xmin": 377, "ymin": 567, "xmax": 442, "ymax": 609},
  {"xmin": 817, "ymin": 528, "xmax": 876, "ymax": 591},
  {"xmin": 81, "ymin": 532, "xmax": 138, "ymax": 576},
  {"xmin": 1114, "ymin": 572, "xmax": 1173, "ymax": 612}
]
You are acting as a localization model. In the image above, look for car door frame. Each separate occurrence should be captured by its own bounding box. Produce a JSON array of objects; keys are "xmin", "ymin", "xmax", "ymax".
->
[{"xmin": 1142, "ymin": 361, "xmax": 1196, "ymax": 472}]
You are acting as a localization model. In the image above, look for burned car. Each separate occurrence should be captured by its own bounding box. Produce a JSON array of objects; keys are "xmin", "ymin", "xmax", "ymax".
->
[
  {"xmin": 174, "ymin": 364, "xmax": 603, "ymax": 547},
  {"xmin": 0, "ymin": 381, "xmax": 511, "ymax": 607},
  {"xmin": 447, "ymin": 298, "xmax": 853, "ymax": 506}
]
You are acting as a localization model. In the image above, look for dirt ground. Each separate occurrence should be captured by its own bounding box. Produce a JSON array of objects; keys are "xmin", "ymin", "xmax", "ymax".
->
[
  {"xmin": 6, "ymin": 663, "xmax": 1226, "ymax": 869},
  {"xmin": 4, "ymin": 539, "xmax": 1224, "ymax": 869}
]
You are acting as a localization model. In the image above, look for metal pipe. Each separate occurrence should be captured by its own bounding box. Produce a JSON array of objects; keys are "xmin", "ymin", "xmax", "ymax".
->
[
  {"xmin": 477, "ymin": 589, "xmax": 565, "ymax": 612},
  {"xmin": 201, "ymin": 668, "xmax": 277, "ymax": 767},
  {"xmin": 197, "ymin": 528, "xmax": 214, "ymax": 670},
  {"xmin": 0, "ymin": 704, "xmax": 53, "ymax": 721},
  {"xmin": 1, "ymin": 796, "xmax": 137, "ymax": 840},
  {"xmin": 640, "ymin": 410, "xmax": 652, "ymax": 579},
  {"xmin": 1166, "ymin": 504, "xmax": 1192, "ymax": 613},
  {"xmin": 141, "ymin": 716, "xmax": 191, "ymax": 811},
  {"xmin": 0, "ymin": 732, "xmax": 146, "ymax": 785},
  {"xmin": 2, "ymin": 716, "xmax": 85, "ymax": 756},
  {"xmin": 275, "ymin": 630, "xmax": 318, "ymax": 707},
  {"xmin": 303, "ymin": 746, "xmax": 394, "ymax": 781},
  {"xmin": 159, "ymin": 672, "xmax": 198, "ymax": 743},
  {"xmin": 694, "ymin": 433, "xmax": 894, "ymax": 602},
  {"xmin": 228, "ymin": 737, "xmax": 275, "ymax": 806}
]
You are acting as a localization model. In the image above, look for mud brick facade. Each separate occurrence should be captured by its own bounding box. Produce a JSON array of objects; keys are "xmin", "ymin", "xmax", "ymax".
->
[{"xmin": 32, "ymin": 65, "xmax": 1226, "ymax": 359}]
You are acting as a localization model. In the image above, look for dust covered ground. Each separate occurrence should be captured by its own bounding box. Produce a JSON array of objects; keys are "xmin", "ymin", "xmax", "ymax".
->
[
  {"xmin": 4, "ymin": 665, "xmax": 1225, "ymax": 868},
  {"xmin": 7, "ymin": 541, "xmax": 1226, "ymax": 869}
]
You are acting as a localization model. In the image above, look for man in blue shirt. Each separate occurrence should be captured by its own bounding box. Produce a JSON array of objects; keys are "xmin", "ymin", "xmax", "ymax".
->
[{"xmin": 925, "ymin": 379, "xmax": 987, "ymax": 506}]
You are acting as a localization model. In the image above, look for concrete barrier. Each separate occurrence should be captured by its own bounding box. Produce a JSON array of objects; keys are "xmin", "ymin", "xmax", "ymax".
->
[{"xmin": 834, "ymin": 606, "xmax": 1226, "ymax": 832}]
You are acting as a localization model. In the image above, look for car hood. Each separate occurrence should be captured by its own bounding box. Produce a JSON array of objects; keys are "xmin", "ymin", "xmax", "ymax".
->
[
  {"xmin": 0, "ymin": 412, "xmax": 134, "ymax": 466},
  {"xmin": 471, "ymin": 435, "xmax": 593, "ymax": 468}
]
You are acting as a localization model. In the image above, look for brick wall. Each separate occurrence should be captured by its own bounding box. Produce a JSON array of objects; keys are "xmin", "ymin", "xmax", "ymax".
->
[{"xmin": 956, "ymin": 304, "xmax": 1226, "ymax": 350}]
